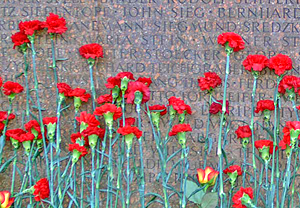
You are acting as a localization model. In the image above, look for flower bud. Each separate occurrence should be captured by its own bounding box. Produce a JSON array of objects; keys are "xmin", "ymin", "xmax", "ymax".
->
[{"xmin": 88, "ymin": 134, "xmax": 98, "ymax": 149}]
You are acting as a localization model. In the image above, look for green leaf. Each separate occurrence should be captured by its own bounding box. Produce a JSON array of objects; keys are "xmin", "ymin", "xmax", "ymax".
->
[
  {"xmin": 185, "ymin": 180, "xmax": 205, "ymax": 204},
  {"xmin": 0, "ymin": 156, "xmax": 16, "ymax": 173},
  {"xmin": 200, "ymin": 192, "xmax": 218, "ymax": 208},
  {"xmin": 56, "ymin": 57, "xmax": 68, "ymax": 61}
]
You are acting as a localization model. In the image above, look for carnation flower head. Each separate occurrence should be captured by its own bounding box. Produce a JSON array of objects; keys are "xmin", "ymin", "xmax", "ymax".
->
[
  {"xmin": 280, "ymin": 121, "xmax": 300, "ymax": 150},
  {"xmin": 137, "ymin": 77, "xmax": 152, "ymax": 87},
  {"xmin": 242, "ymin": 54, "xmax": 269, "ymax": 72},
  {"xmin": 235, "ymin": 125, "xmax": 251, "ymax": 139},
  {"xmin": 97, "ymin": 94, "xmax": 113, "ymax": 104},
  {"xmin": 57, "ymin": 83, "xmax": 72, "ymax": 97},
  {"xmin": 2, "ymin": 81, "xmax": 24, "ymax": 97},
  {"xmin": 33, "ymin": 178, "xmax": 50, "ymax": 202},
  {"xmin": 255, "ymin": 100, "xmax": 275, "ymax": 113},
  {"xmin": 198, "ymin": 72, "xmax": 222, "ymax": 92},
  {"xmin": 6, "ymin": 129, "xmax": 26, "ymax": 141},
  {"xmin": 217, "ymin": 32, "xmax": 245, "ymax": 53},
  {"xmin": 117, "ymin": 126, "xmax": 142, "ymax": 138},
  {"xmin": 278, "ymin": 75, "xmax": 300, "ymax": 95},
  {"xmin": 76, "ymin": 111, "xmax": 100, "ymax": 132},
  {"xmin": 168, "ymin": 96, "xmax": 192, "ymax": 115},
  {"xmin": 148, "ymin": 105, "xmax": 167, "ymax": 116},
  {"xmin": 209, "ymin": 100, "xmax": 229, "ymax": 115},
  {"xmin": 169, "ymin": 123, "xmax": 192, "ymax": 147},
  {"xmin": 19, "ymin": 20, "xmax": 42, "ymax": 36},
  {"xmin": 43, "ymin": 117, "xmax": 57, "ymax": 125},
  {"xmin": 42, "ymin": 13, "xmax": 68, "ymax": 34},
  {"xmin": 0, "ymin": 111, "xmax": 15, "ymax": 123},
  {"xmin": 223, "ymin": 165, "xmax": 242, "ymax": 176},
  {"xmin": 69, "ymin": 143, "xmax": 88, "ymax": 163},
  {"xmin": 255, "ymin": 140, "xmax": 277, "ymax": 161},
  {"xmin": 70, "ymin": 132, "xmax": 89, "ymax": 147},
  {"xmin": 125, "ymin": 81, "xmax": 150, "ymax": 104},
  {"xmin": 94, "ymin": 103, "xmax": 122, "ymax": 120},
  {"xmin": 119, "ymin": 117, "xmax": 136, "ymax": 128},
  {"xmin": 269, "ymin": 54, "xmax": 293, "ymax": 76},
  {"xmin": 79, "ymin": 43, "xmax": 103, "ymax": 60},
  {"xmin": 69, "ymin": 88, "xmax": 91, "ymax": 102},
  {"xmin": 232, "ymin": 187, "xmax": 254, "ymax": 208},
  {"xmin": 11, "ymin": 31, "xmax": 30, "ymax": 49}
]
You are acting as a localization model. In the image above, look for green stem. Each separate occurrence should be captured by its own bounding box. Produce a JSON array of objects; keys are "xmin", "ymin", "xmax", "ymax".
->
[
  {"xmin": 179, "ymin": 150, "xmax": 184, "ymax": 207},
  {"xmin": 56, "ymin": 97, "xmax": 63, "ymax": 205},
  {"xmin": 96, "ymin": 127, "xmax": 108, "ymax": 191},
  {"xmin": 291, "ymin": 99, "xmax": 299, "ymax": 121},
  {"xmin": 74, "ymin": 109, "xmax": 78, "ymax": 132},
  {"xmin": 203, "ymin": 93, "xmax": 212, "ymax": 168},
  {"xmin": 50, "ymin": 142, "xmax": 54, "ymax": 205},
  {"xmin": 265, "ymin": 161, "xmax": 269, "ymax": 207},
  {"xmin": 0, "ymin": 100, "xmax": 12, "ymax": 162},
  {"xmin": 73, "ymin": 163, "xmax": 77, "ymax": 207},
  {"xmin": 181, "ymin": 147, "xmax": 189, "ymax": 208},
  {"xmin": 80, "ymin": 158, "xmax": 85, "ymax": 208},
  {"xmin": 106, "ymin": 128, "xmax": 114, "ymax": 208},
  {"xmin": 23, "ymin": 52, "xmax": 30, "ymax": 122},
  {"xmin": 290, "ymin": 148, "xmax": 299, "ymax": 208},
  {"xmin": 242, "ymin": 147, "xmax": 247, "ymax": 187},
  {"xmin": 11, "ymin": 149, "xmax": 17, "ymax": 194},
  {"xmin": 59, "ymin": 164, "xmax": 75, "ymax": 208},
  {"xmin": 227, "ymin": 186, "xmax": 234, "ymax": 208},
  {"xmin": 91, "ymin": 148, "xmax": 95, "ymax": 208},
  {"xmin": 126, "ymin": 146, "xmax": 131, "ymax": 208},
  {"xmin": 89, "ymin": 63, "xmax": 96, "ymax": 111},
  {"xmin": 281, "ymin": 149, "xmax": 293, "ymax": 208},
  {"xmin": 50, "ymin": 35, "xmax": 59, "ymax": 106}
]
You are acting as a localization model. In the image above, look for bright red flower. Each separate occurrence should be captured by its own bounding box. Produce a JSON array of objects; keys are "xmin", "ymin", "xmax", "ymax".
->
[
  {"xmin": 280, "ymin": 121, "xmax": 300, "ymax": 149},
  {"xmin": 278, "ymin": 75, "xmax": 300, "ymax": 95},
  {"xmin": 235, "ymin": 125, "xmax": 251, "ymax": 139},
  {"xmin": 94, "ymin": 103, "xmax": 122, "ymax": 120},
  {"xmin": 105, "ymin": 77, "xmax": 121, "ymax": 89},
  {"xmin": 269, "ymin": 54, "xmax": 293, "ymax": 76},
  {"xmin": 19, "ymin": 20, "xmax": 42, "ymax": 36},
  {"xmin": 70, "ymin": 132, "xmax": 89, "ymax": 147},
  {"xmin": 97, "ymin": 94, "xmax": 113, "ymax": 105},
  {"xmin": 297, "ymin": 105, "xmax": 300, "ymax": 111},
  {"xmin": 117, "ymin": 126, "xmax": 142, "ymax": 139},
  {"xmin": 116, "ymin": 72, "xmax": 135, "ymax": 80},
  {"xmin": 19, "ymin": 132, "xmax": 35, "ymax": 142},
  {"xmin": 6, "ymin": 129, "xmax": 26, "ymax": 141},
  {"xmin": 168, "ymin": 97, "xmax": 192, "ymax": 115},
  {"xmin": 75, "ymin": 111, "xmax": 100, "ymax": 127},
  {"xmin": 68, "ymin": 143, "xmax": 88, "ymax": 159},
  {"xmin": 209, "ymin": 100, "xmax": 229, "ymax": 115},
  {"xmin": 57, "ymin": 83, "xmax": 72, "ymax": 97},
  {"xmin": 2, "ymin": 81, "xmax": 24, "ymax": 96},
  {"xmin": 82, "ymin": 127, "xmax": 105, "ymax": 139},
  {"xmin": 79, "ymin": 43, "xmax": 103, "ymax": 59},
  {"xmin": 242, "ymin": 54, "xmax": 269, "ymax": 72},
  {"xmin": 148, "ymin": 105, "xmax": 167, "ymax": 116},
  {"xmin": 25, "ymin": 120, "xmax": 41, "ymax": 134},
  {"xmin": 255, "ymin": 140, "xmax": 277, "ymax": 154},
  {"xmin": 42, "ymin": 13, "xmax": 67, "ymax": 34},
  {"xmin": 197, "ymin": 72, "xmax": 222, "ymax": 91},
  {"xmin": 69, "ymin": 88, "xmax": 91, "ymax": 102},
  {"xmin": 0, "ymin": 77, "xmax": 2, "ymax": 88},
  {"xmin": 197, "ymin": 167, "xmax": 219, "ymax": 185},
  {"xmin": 137, "ymin": 77, "xmax": 152, "ymax": 87},
  {"xmin": 217, "ymin": 32, "xmax": 245, "ymax": 52},
  {"xmin": 255, "ymin": 100, "xmax": 275, "ymax": 113},
  {"xmin": 0, "ymin": 191, "xmax": 14, "ymax": 208},
  {"xmin": 33, "ymin": 178, "xmax": 50, "ymax": 201},
  {"xmin": 119, "ymin": 117, "xmax": 136, "ymax": 128},
  {"xmin": 232, "ymin": 187, "xmax": 253, "ymax": 208},
  {"xmin": 0, "ymin": 123, "xmax": 4, "ymax": 134},
  {"xmin": 169, "ymin": 124, "xmax": 192, "ymax": 136},
  {"xmin": 125, "ymin": 81, "xmax": 150, "ymax": 104},
  {"xmin": 0, "ymin": 111, "xmax": 15, "ymax": 122},
  {"xmin": 223, "ymin": 165, "xmax": 242, "ymax": 176},
  {"xmin": 43, "ymin": 117, "xmax": 57, "ymax": 125},
  {"xmin": 11, "ymin": 31, "xmax": 30, "ymax": 49}
]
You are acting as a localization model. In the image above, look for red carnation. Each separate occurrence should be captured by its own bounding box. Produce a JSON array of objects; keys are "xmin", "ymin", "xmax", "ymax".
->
[
  {"xmin": 6, "ymin": 129, "xmax": 26, "ymax": 141},
  {"xmin": 79, "ymin": 43, "xmax": 103, "ymax": 59},
  {"xmin": 19, "ymin": 20, "xmax": 42, "ymax": 36},
  {"xmin": 280, "ymin": 121, "xmax": 300, "ymax": 149},
  {"xmin": 169, "ymin": 124, "xmax": 192, "ymax": 136},
  {"xmin": 2, "ymin": 81, "xmax": 24, "ymax": 96},
  {"xmin": 235, "ymin": 125, "xmax": 251, "ymax": 139},
  {"xmin": 278, "ymin": 75, "xmax": 300, "ymax": 95},
  {"xmin": 269, "ymin": 54, "xmax": 293, "ymax": 76},
  {"xmin": 43, "ymin": 117, "xmax": 57, "ymax": 125},
  {"xmin": 25, "ymin": 120, "xmax": 41, "ymax": 134},
  {"xmin": 255, "ymin": 100, "xmax": 275, "ymax": 113},
  {"xmin": 119, "ymin": 117, "xmax": 136, "ymax": 128},
  {"xmin": 217, "ymin": 32, "xmax": 245, "ymax": 52},
  {"xmin": 223, "ymin": 165, "xmax": 242, "ymax": 176},
  {"xmin": 42, "ymin": 13, "xmax": 67, "ymax": 34},
  {"xmin": 97, "ymin": 94, "xmax": 113, "ymax": 104},
  {"xmin": 19, "ymin": 132, "xmax": 35, "ymax": 142},
  {"xmin": 232, "ymin": 187, "xmax": 253, "ymax": 208},
  {"xmin": 69, "ymin": 88, "xmax": 91, "ymax": 102},
  {"xmin": 82, "ymin": 127, "xmax": 105, "ymax": 139},
  {"xmin": 33, "ymin": 178, "xmax": 50, "ymax": 201},
  {"xmin": 68, "ymin": 143, "xmax": 88, "ymax": 159},
  {"xmin": 57, "ymin": 83, "xmax": 72, "ymax": 97},
  {"xmin": 168, "ymin": 97, "xmax": 192, "ymax": 115},
  {"xmin": 242, "ymin": 54, "xmax": 269, "ymax": 72},
  {"xmin": 0, "ymin": 77, "xmax": 2, "ymax": 88},
  {"xmin": 125, "ymin": 81, "xmax": 150, "ymax": 104},
  {"xmin": 11, "ymin": 32, "xmax": 30, "ymax": 49},
  {"xmin": 198, "ymin": 72, "xmax": 222, "ymax": 91},
  {"xmin": 116, "ymin": 72, "xmax": 135, "ymax": 80},
  {"xmin": 0, "ymin": 123, "xmax": 4, "ymax": 134},
  {"xmin": 255, "ymin": 140, "xmax": 277, "ymax": 154},
  {"xmin": 137, "ymin": 77, "xmax": 152, "ymax": 87},
  {"xmin": 209, "ymin": 100, "xmax": 229, "ymax": 115},
  {"xmin": 70, "ymin": 132, "xmax": 89, "ymax": 147},
  {"xmin": 117, "ymin": 126, "xmax": 142, "ymax": 139},
  {"xmin": 105, "ymin": 77, "xmax": 121, "ymax": 89},
  {"xmin": 76, "ymin": 111, "xmax": 100, "ymax": 128},
  {"xmin": 148, "ymin": 105, "xmax": 167, "ymax": 116},
  {"xmin": 0, "ymin": 111, "xmax": 15, "ymax": 122},
  {"xmin": 94, "ymin": 103, "xmax": 122, "ymax": 120}
]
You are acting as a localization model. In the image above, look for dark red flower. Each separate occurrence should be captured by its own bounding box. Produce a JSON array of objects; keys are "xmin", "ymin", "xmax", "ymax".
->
[
  {"xmin": 82, "ymin": 127, "xmax": 105, "ymax": 139},
  {"xmin": 148, "ymin": 105, "xmax": 167, "ymax": 116},
  {"xmin": 235, "ymin": 125, "xmax": 251, "ymax": 139},
  {"xmin": 217, "ymin": 32, "xmax": 245, "ymax": 52},
  {"xmin": 125, "ymin": 81, "xmax": 150, "ymax": 104},
  {"xmin": 42, "ymin": 13, "xmax": 67, "ymax": 34},
  {"xmin": 6, "ymin": 129, "xmax": 26, "ymax": 141},
  {"xmin": 0, "ymin": 111, "xmax": 15, "ymax": 122},
  {"xmin": 97, "ymin": 94, "xmax": 113, "ymax": 104},
  {"xmin": 119, "ymin": 117, "xmax": 136, "ymax": 128},
  {"xmin": 137, "ymin": 77, "xmax": 152, "ymax": 87},
  {"xmin": 117, "ymin": 126, "xmax": 142, "ymax": 138},
  {"xmin": 278, "ymin": 75, "xmax": 300, "ymax": 95},
  {"xmin": 94, "ymin": 103, "xmax": 122, "ymax": 120},
  {"xmin": 43, "ymin": 117, "xmax": 57, "ymax": 125},
  {"xmin": 198, "ymin": 72, "xmax": 222, "ymax": 91},
  {"xmin": 2, "ymin": 81, "xmax": 24, "ymax": 96},
  {"xmin": 79, "ymin": 43, "xmax": 103, "ymax": 59},
  {"xmin": 68, "ymin": 143, "xmax": 88, "ymax": 159},
  {"xmin": 232, "ymin": 187, "xmax": 253, "ymax": 208},
  {"xmin": 69, "ymin": 88, "xmax": 91, "ymax": 102},
  {"xmin": 280, "ymin": 121, "xmax": 300, "ymax": 149},
  {"xmin": 223, "ymin": 165, "xmax": 242, "ymax": 176},
  {"xmin": 168, "ymin": 97, "xmax": 192, "ymax": 115},
  {"xmin": 255, "ymin": 140, "xmax": 277, "ymax": 154},
  {"xmin": 25, "ymin": 120, "xmax": 41, "ymax": 134},
  {"xmin": 19, "ymin": 20, "xmax": 42, "ymax": 36},
  {"xmin": 75, "ymin": 111, "xmax": 100, "ymax": 127},
  {"xmin": 11, "ymin": 32, "xmax": 30, "ymax": 49},
  {"xmin": 242, "ymin": 54, "xmax": 269, "ymax": 72},
  {"xmin": 33, "ymin": 178, "xmax": 50, "ymax": 202},
  {"xmin": 255, "ymin": 100, "xmax": 275, "ymax": 113},
  {"xmin": 169, "ymin": 124, "xmax": 192, "ymax": 136},
  {"xmin": 19, "ymin": 132, "xmax": 35, "ymax": 142},
  {"xmin": 269, "ymin": 54, "xmax": 293, "ymax": 76},
  {"xmin": 57, "ymin": 83, "xmax": 72, "ymax": 97},
  {"xmin": 70, "ymin": 132, "xmax": 89, "ymax": 147},
  {"xmin": 209, "ymin": 100, "xmax": 229, "ymax": 115}
]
